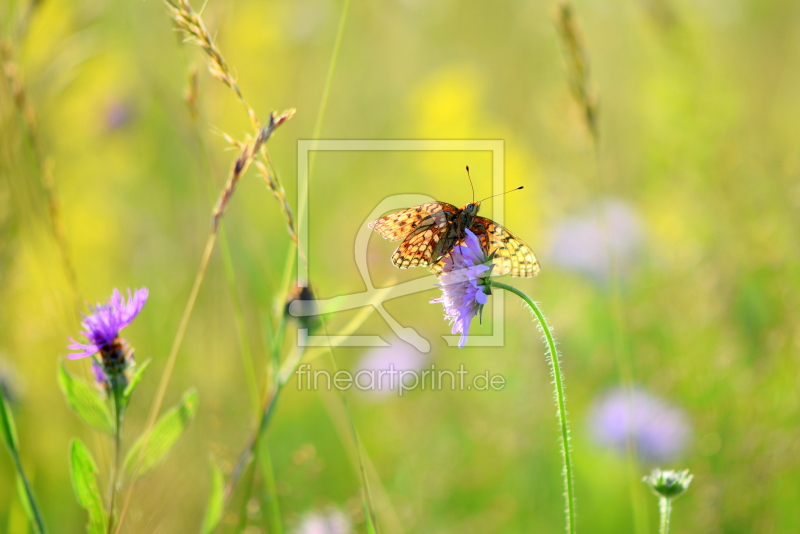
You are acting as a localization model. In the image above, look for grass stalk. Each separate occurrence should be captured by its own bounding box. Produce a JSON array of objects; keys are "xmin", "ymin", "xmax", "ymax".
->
[
  {"xmin": 115, "ymin": 2, "xmax": 295, "ymax": 525},
  {"xmin": 259, "ymin": 439, "xmax": 284, "ymax": 534},
  {"xmin": 0, "ymin": 40, "xmax": 81, "ymax": 315},
  {"xmin": 318, "ymin": 315, "xmax": 380, "ymax": 532},
  {"xmin": 554, "ymin": 3, "xmax": 648, "ymax": 531}
]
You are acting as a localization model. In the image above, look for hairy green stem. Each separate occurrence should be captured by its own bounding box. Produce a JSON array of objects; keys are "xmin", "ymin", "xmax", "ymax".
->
[
  {"xmin": 658, "ymin": 497, "xmax": 671, "ymax": 534},
  {"xmin": 493, "ymin": 282, "xmax": 576, "ymax": 534}
]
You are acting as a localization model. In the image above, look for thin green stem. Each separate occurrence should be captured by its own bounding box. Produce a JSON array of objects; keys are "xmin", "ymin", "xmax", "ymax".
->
[
  {"xmin": 259, "ymin": 439, "xmax": 284, "ymax": 534},
  {"xmin": 658, "ymin": 498, "xmax": 671, "ymax": 534},
  {"xmin": 1, "ymin": 377, "xmax": 46, "ymax": 533},
  {"xmin": 219, "ymin": 228, "xmax": 260, "ymax": 413},
  {"xmin": 591, "ymin": 149, "xmax": 648, "ymax": 534},
  {"xmin": 182, "ymin": 53, "xmax": 261, "ymax": 414},
  {"xmin": 321, "ymin": 348, "xmax": 379, "ymax": 532},
  {"xmin": 108, "ymin": 381, "xmax": 125, "ymax": 534},
  {"xmin": 236, "ymin": 448, "xmax": 260, "ymax": 532},
  {"xmin": 298, "ymin": 0, "xmax": 351, "ymax": 245},
  {"xmin": 222, "ymin": 376, "xmax": 286, "ymax": 509},
  {"xmin": 11, "ymin": 453, "xmax": 47, "ymax": 534},
  {"xmin": 492, "ymin": 281, "xmax": 575, "ymax": 534}
]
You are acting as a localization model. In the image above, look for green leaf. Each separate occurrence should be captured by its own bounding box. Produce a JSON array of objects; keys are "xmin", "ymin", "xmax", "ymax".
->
[
  {"xmin": 124, "ymin": 389, "xmax": 198, "ymax": 481},
  {"xmin": 200, "ymin": 457, "xmax": 225, "ymax": 534},
  {"xmin": 58, "ymin": 363, "xmax": 114, "ymax": 436},
  {"xmin": 0, "ymin": 386, "xmax": 19, "ymax": 453},
  {"xmin": 122, "ymin": 359, "xmax": 151, "ymax": 406},
  {"xmin": 69, "ymin": 440, "xmax": 107, "ymax": 534}
]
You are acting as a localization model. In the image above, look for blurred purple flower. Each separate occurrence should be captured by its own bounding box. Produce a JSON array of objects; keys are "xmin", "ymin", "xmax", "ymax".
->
[
  {"xmin": 548, "ymin": 199, "xmax": 644, "ymax": 282},
  {"xmin": 293, "ymin": 509, "xmax": 352, "ymax": 534},
  {"xmin": 589, "ymin": 387, "xmax": 691, "ymax": 462},
  {"xmin": 105, "ymin": 101, "xmax": 133, "ymax": 131},
  {"xmin": 431, "ymin": 229, "xmax": 493, "ymax": 348},
  {"xmin": 356, "ymin": 339, "xmax": 429, "ymax": 396},
  {"xmin": 68, "ymin": 288, "xmax": 148, "ymax": 360}
]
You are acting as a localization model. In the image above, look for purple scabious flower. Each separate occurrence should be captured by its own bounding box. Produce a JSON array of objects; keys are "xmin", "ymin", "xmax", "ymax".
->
[
  {"xmin": 589, "ymin": 387, "xmax": 691, "ymax": 463},
  {"xmin": 548, "ymin": 199, "xmax": 644, "ymax": 283},
  {"xmin": 68, "ymin": 288, "xmax": 148, "ymax": 360},
  {"xmin": 356, "ymin": 339, "xmax": 429, "ymax": 397},
  {"xmin": 293, "ymin": 509, "xmax": 353, "ymax": 534},
  {"xmin": 431, "ymin": 229, "xmax": 493, "ymax": 348}
]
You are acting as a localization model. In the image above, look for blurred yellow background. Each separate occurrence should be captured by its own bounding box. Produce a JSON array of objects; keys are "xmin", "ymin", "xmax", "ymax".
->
[{"xmin": 1, "ymin": 0, "xmax": 799, "ymax": 532}]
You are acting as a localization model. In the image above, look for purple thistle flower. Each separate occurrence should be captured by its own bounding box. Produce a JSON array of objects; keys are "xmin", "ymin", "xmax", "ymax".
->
[
  {"xmin": 431, "ymin": 229, "xmax": 493, "ymax": 348},
  {"xmin": 68, "ymin": 288, "xmax": 148, "ymax": 360},
  {"xmin": 589, "ymin": 387, "xmax": 691, "ymax": 463}
]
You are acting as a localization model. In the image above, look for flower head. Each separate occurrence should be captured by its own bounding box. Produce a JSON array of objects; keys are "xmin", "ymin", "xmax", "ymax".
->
[
  {"xmin": 431, "ymin": 229, "xmax": 493, "ymax": 348},
  {"xmin": 589, "ymin": 387, "xmax": 691, "ymax": 462},
  {"xmin": 293, "ymin": 509, "xmax": 352, "ymax": 534},
  {"xmin": 643, "ymin": 468, "xmax": 693, "ymax": 500},
  {"xmin": 68, "ymin": 288, "xmax": 148, "ymax": 360},
  {"xmin": 356, "ymin": 339, "xmax": 429, "ymax": 397},
  {"xmin": 548, "ymin": 199, "xmax": 643, "ymax": 283}
]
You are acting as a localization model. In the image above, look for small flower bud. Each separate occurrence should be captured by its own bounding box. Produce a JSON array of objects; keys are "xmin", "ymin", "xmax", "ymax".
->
[{"xmin": 643, "ymin": 468, "xmax": 693, "ymax": 500}]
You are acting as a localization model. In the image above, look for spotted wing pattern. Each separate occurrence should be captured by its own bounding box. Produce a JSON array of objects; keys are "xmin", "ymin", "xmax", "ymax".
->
[
  {"xmin": 370, "ymin": 203, "xmax": 539, "ymax": 277},
  {"xmin": 368, "ymin": 202, "xmax": 458, "ymax": 241},
  {"xmin": 471, "ymin": 216, "xmax": 539, "ymax": 277},
  {"xmin": 391, "ymin": 225, "xmax": 442, "ymax": 268},
  {"xmin": 369, "ymin": 203, "xmax": 459, "ymax": 269},
  {"xmin": 429, "ymin": 216, "xmax": 539, "ymax": 277}
]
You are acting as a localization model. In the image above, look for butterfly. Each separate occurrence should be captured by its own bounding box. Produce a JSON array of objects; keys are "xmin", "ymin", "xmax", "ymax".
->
[{"xmin": 369, "ymin": 194, "xmax": 540, "ymax": 278}]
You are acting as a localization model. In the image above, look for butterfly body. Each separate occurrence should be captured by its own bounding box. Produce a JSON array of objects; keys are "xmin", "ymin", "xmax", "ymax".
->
[{"xmin": 369, "ymin": 200, "xmax": 539, "ymax": 277}]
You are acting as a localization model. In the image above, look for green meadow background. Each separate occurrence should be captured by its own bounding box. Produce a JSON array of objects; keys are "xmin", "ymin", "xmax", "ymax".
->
[{"xmin": 2, "ymin": 0, "xmax": 799, "ymax": 532}]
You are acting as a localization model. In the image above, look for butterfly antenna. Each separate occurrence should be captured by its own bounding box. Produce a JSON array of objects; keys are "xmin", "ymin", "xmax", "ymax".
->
[
  {"xmin": 465, "ymin": 166, "xmax": 475, "ymax": 203},
  {"xmin": 476, "ymin": 186, "xmax": 524, "ymax": 204}
]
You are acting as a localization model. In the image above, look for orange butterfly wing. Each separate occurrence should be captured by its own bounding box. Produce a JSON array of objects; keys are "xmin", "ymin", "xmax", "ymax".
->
[
  {"xmin": 430, "ymin": 216, "xmax": 539, "ymax": 277},
  {"xmin": 371, "ymin": 204, "xmax": 539, "ymax": 277},
  {"xmin": 369, "ymin": 203, "xmax": 459, "ymax": 268},
  {"xmin": 471, "ymin": 216, "xmax": 540, "ymax": 277}
]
